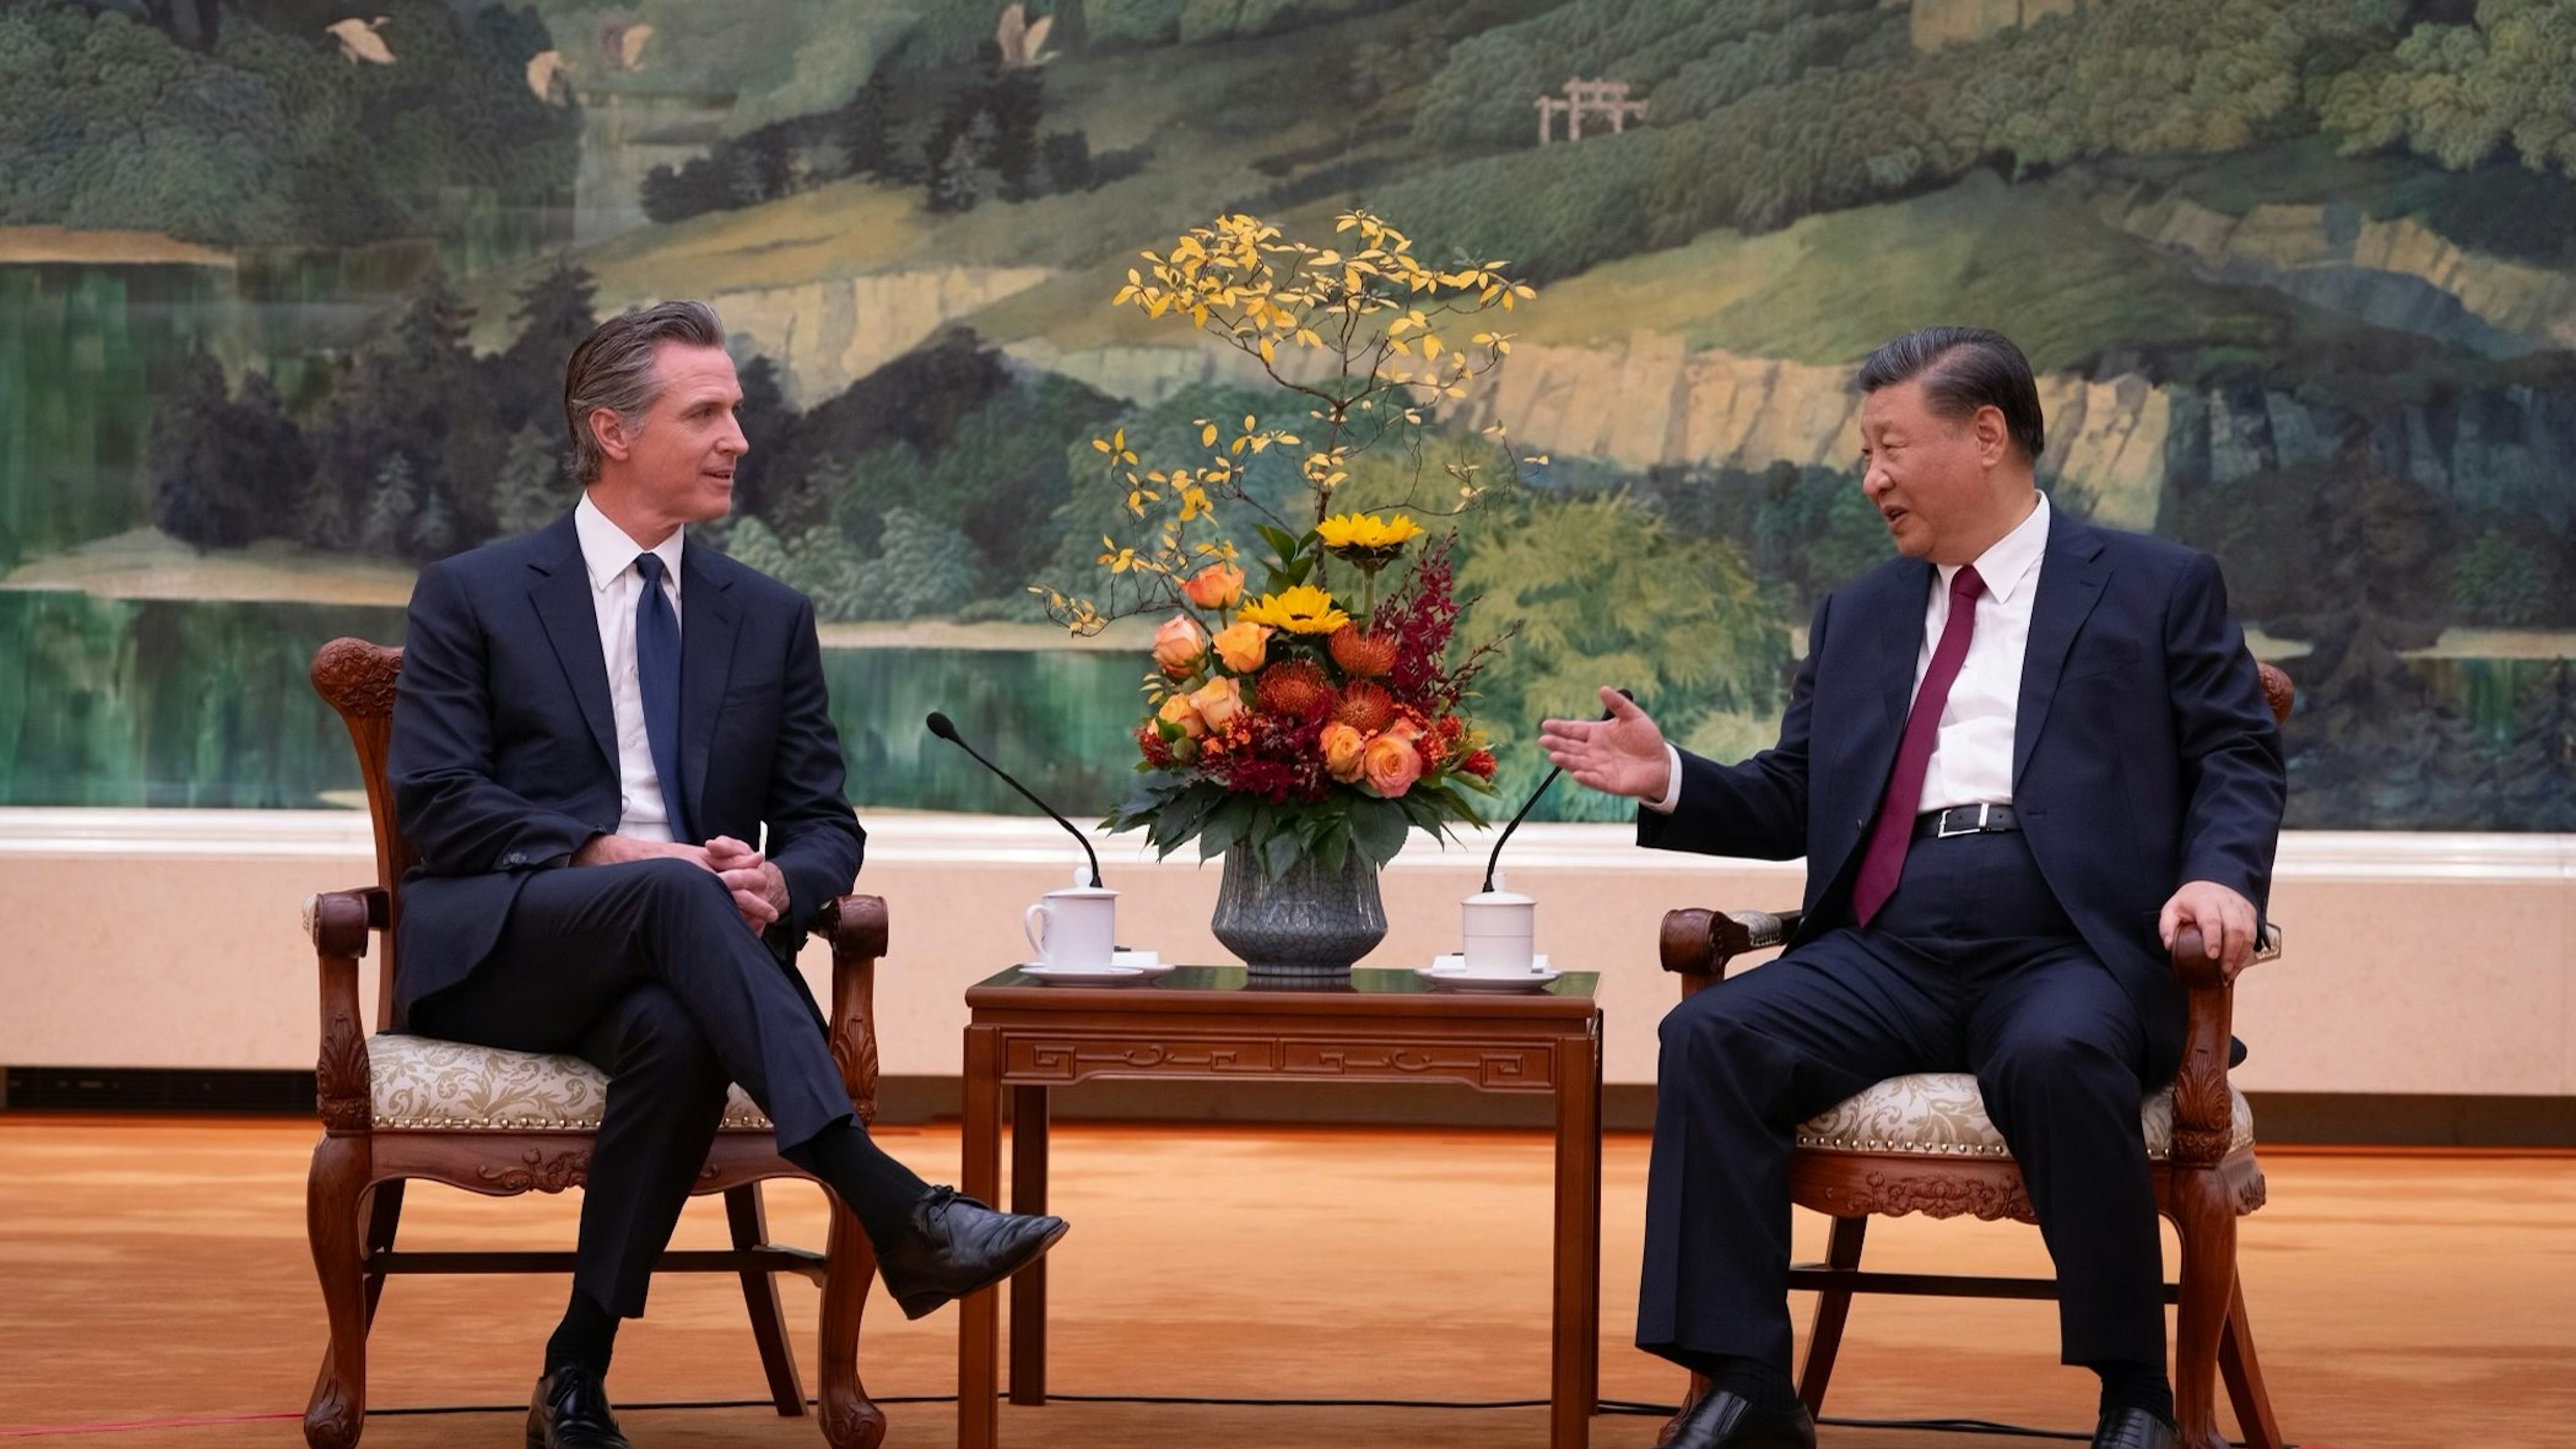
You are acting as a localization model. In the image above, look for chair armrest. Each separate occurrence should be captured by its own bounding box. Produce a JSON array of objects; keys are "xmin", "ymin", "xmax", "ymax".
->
[
  {"xmin": 1660, "ymin": 907, "xmax": 1802, "ymax": 995},
  {"xmin": 304, "ymin": 888, "xmax": 384, "ymax": 1137},
  {"xmin": 816, "ymin": 894, "xmax": 888, "ymax": 1123},
  {"xmin": 2165, "ymin": 922, "xmax": 2280, "ymax": 1167}
]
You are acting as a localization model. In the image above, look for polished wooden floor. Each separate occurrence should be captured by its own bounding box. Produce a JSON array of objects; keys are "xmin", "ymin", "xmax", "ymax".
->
[{"xmin": 0, "ymin": 1116, "xmax": 2569, "ymax": 1448}]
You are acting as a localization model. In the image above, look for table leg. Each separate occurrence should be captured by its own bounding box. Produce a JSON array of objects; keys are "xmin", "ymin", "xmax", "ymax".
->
[
  {"xmin": 1551, "ymin": 1022, "xmax": 1603, "ymax": 1449},
  {"xmin": 959, "ymin": 1026, "xmax": 1004, "ymax": 1449},
  {"xmin": 1008, "ymin": 1085, "xmax": 1050, "ymax": 1404}
]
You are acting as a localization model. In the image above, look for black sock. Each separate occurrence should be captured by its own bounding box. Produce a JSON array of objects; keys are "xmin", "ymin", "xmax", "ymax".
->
[
  {"xmin": 543, "ymin": 1287, "xmax": 619, "ymax": 1379},
  {"xmin": 2090, "ymin": 1360, "xmax": 2175, "ymax": 1426},
  {"xmin": 1699, "ymin": 1353, "xmax": 1799, "ymax": 1416},
  {"xmin": 782, "ymin": 1118, "xmax": 934, "ymax": 1254}
]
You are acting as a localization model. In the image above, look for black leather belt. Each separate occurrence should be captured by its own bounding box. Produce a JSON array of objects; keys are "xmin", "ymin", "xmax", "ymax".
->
[{"xmin": 1911, "ymin": 804, "xmax": 2018, "ymax": 840}]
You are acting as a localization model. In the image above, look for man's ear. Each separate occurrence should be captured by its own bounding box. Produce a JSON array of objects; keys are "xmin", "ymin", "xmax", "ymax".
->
[
  {"xmin": 588, "ymin": 406, "xmax": 634, "ymax": 464},
  {"xmin": 1970, "ymin": 404, "xmax": 2011, "ymax": 467}
]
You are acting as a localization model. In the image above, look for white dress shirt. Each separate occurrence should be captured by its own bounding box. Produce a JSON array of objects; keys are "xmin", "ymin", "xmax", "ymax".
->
[
  {"xmin": 1647, "ymin": 492, "xmax": 2051, "ymax": 817},
  {"xmin": 572, "ymin": 492, "xmax": 684, "ymax": 843}
]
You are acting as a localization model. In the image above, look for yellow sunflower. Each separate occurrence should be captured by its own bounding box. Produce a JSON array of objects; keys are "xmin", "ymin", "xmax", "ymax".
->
[
  {"xmin": 1236, "ymin": 584, "xmax": 1351, "ymax": 635},
  {"xmin": 1314, "ymin": 511, "xmax": 1424, "ymax": 568}
]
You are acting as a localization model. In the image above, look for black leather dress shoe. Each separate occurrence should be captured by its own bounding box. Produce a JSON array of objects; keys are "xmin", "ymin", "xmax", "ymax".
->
[
  {"xmin": 525, "ymin": 1364, "xmax": 630, "ymax": 1449},
  {"xmin": 2091, "ymin": 1407, "xmax": 2183, "ymax": 1449},
  {"xmin": 1662, "ymin": 1388, "xmax": 1817, "ymax": 1449},
  {"xmin": 876, "ymin": 1185, "xmax": 1070, "ymax": 1320}
]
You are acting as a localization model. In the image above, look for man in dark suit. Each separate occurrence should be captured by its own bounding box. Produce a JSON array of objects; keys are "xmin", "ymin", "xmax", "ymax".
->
[
  {"xmin": 1539, "ymin": 327, "xmax": 2284, "ymax": 1449},
  {"xmin": 388, "ymin": 301, "xmax": 1067, "ymax": 1449}
]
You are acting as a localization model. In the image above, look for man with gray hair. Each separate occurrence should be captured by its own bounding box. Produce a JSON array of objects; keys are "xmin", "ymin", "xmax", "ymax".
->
[
  {"xmin": 1542, "ymin": 327, "xmax": 2283, "ymax": 1449},
  {"xmin": 388, "ymin": 302, "xmax": 1067, "ymax": 1448}
]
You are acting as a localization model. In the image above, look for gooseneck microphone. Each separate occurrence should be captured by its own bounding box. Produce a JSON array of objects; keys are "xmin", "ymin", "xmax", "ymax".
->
[
  {"xmin": 1483, "ymin": 688, "xmax": 1634, "ymax": 894},
  {"xmin": 926, "ymin": 711, "xmax": 1104, "ymax": 888}
]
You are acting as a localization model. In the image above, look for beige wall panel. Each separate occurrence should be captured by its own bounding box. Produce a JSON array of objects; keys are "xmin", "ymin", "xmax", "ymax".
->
[{"xmin": 3, "ymin": 813, "xmax": 2567, "ymax": 1096}]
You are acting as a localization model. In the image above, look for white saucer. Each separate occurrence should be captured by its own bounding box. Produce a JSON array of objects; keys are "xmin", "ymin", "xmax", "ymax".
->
[
  {"xmin": 1419, "ymin": 955, "xmax": 1558, "ymax": 991},
  {"xmin": 1019, "ymin": 951, "xmax": 1171, "ymax": 985}
]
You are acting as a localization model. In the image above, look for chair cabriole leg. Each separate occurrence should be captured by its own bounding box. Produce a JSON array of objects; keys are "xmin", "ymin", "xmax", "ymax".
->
[
  {"xmin": 303, "ymin": 1136, "xmax": 372, "ymax": 1449},
  {"xmin": 815, "ymin": 1189, "xmax": 886, "ymax": 1449}
]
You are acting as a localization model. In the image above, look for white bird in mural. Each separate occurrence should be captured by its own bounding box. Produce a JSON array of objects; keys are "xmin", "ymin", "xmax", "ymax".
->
[
  {"xmin": 525, "ymin": 48, "xmax": 568, "ymax": 105},
  {"xmin": 325, "ymin": 15, "xmax": 395, "ymax": 66},
  {"xmin": 996, "ymin": 3, "xmax": 1055, "ymax": 69}
]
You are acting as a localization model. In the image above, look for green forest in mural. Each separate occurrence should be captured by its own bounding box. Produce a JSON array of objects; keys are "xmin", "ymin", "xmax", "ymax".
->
[{"xmin": 6, "ymin": 0, "xmax": 2576, "ymax": 829}]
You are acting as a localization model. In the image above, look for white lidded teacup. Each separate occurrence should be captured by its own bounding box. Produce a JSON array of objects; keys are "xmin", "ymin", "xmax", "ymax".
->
[
  {"xmin": 1459, "ymin": 873, "xmax": 1538, "ymax": 975},
  {"xmin": 1024, "ymin": 866, "xmax": 1118, "ymax": 969}
]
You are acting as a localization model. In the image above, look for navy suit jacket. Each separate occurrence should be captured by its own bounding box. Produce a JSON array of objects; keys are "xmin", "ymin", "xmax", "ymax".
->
[
  {"xmin": 386, "ymin": 511, "xmax": 865, "ymax": 1020},
  {"xmin": 1640, "ymin": 508, "xmax": 2286, "ymax": 1075}
]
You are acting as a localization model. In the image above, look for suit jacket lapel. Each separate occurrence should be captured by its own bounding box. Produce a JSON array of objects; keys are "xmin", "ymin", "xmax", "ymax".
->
[
  {"xmin": 2015, "ymin": 513, "xmax": 2110, "ymax": 786},
  {"xmin": 1872, "ymin": 559, "xmax": 1934, "ymax": 739},
  {"xmin": 527, "ymin": 514, "xmax": 619, "ymax": 771},
  {"xmin": 678, "ymin": 548, "xmax": 741, "ymax": 836}
]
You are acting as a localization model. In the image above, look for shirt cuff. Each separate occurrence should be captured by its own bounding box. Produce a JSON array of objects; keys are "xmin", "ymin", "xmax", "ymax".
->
[{"xmin": 1643, "ymin": 743, "xmax": 1684, "ymax": 814}]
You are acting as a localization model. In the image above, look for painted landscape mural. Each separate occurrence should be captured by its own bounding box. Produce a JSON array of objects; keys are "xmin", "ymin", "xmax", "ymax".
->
[{"xmin": 6, "ymin": 0, "xmax": 2576, "ymax": 830}]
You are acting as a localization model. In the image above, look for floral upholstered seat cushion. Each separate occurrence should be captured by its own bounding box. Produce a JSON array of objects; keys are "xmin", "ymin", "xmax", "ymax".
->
[
  {"xmin": 1795, "ymin": 1071, "xmax": 2254, "ymax": 1161},
  {"xmin": 367, "ymin": 1033, "xmax": 773, "ymax": 1132}
]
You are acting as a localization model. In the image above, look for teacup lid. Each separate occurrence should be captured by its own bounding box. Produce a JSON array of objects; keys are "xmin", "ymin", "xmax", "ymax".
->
[{"xmin": 1052, "ymin": 863, "xmax": 1116, "ymax": 897}]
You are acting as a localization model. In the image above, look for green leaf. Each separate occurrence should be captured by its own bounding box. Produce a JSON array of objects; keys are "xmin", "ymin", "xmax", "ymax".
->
[
  {"xmin": 1350, "ymin": 796, "xmax": 1409, "ymax": 866},
  {"xmin": 1255, "ymin": 524, "xmax": 1303, "ymax": 567},
  {"xmin": 1261, "ymin": 827, "xmax": 1303, "ymax": 879},
  {"xmin": 1197, "ymin": 796, "xmax": 1254, "ymax": 859},
  {"xmin": 1317, "ymin": 822, "xmax": 1348, "ymax": 876}
]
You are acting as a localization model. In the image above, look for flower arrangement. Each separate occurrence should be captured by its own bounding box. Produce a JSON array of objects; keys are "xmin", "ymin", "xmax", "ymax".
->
[{"xmin": 1032, "ymin": 210, "xmax": 1540, "ymax": 878}]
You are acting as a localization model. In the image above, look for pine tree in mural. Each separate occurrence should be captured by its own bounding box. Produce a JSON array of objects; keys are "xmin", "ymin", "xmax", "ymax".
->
[
  {"xmin": 501, "ymin": 258, "xmax": 599, "ymax": 433},
  {"xmin": 362, "ymin": 454, "xmax": 421, "ymax": 558},
  {"xmin": 411, "ymin": 479, "xmax": 461, "ymax": 559},
  {"xmin": 148, "ymin": 352, "xmax": 235, "ymax": 549},
  {"xmin": 838, "ymin": 70, "xmax": 892, "ymax": 178},
  {"xmin": 494, "ymin": 425, "xmax": 570, "ymax": 538}
]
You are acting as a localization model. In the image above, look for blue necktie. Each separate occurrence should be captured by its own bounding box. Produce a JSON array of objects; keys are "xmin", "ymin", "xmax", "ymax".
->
[{"xmin": 633, "ymin": 553, "xmax": 691, "ymax": 843}]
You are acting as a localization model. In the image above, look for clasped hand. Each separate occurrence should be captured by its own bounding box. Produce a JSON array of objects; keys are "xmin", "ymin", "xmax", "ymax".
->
[{"xmin": 571, "ymin": 831, "xmax": 788, "ymax": 934}]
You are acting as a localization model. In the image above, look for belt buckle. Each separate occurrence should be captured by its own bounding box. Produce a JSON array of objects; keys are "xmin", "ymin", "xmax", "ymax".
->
[{"xmin": 1935, "ymin": 804, "xmax": 1986, "ymax": 839}]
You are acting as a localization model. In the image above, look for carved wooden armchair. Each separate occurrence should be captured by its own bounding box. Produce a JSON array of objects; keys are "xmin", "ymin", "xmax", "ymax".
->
[
  {"xmin": 1654, "ymin": 663, "xmax": 2296, "ymax": 1449},
  {"xmin": 301, "ymin": 637, "xmax": 892, "ymax": 1449}
]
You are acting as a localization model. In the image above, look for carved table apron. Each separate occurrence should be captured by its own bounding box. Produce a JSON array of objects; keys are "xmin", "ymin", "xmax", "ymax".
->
[{"xmin": 957, "ymin": 965, "xmax": 1604, "ymax": 1449}]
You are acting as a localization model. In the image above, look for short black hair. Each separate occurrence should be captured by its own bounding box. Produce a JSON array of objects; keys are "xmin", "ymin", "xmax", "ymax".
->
[{"xmin": 1854, "ymin": 326, "xmax": 2045, "ymax": 462}]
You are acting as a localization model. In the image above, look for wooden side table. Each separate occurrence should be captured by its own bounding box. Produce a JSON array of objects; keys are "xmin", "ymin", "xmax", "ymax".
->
[{"xmin": 957, "ymin": 965, "xmax": 1604, "ymax": 1449}]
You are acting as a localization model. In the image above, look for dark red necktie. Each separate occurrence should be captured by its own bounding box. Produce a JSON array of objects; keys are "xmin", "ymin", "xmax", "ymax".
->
[{"xmin": 1852, "ymin": 564, "xmax": 1985, "ymax": 926}]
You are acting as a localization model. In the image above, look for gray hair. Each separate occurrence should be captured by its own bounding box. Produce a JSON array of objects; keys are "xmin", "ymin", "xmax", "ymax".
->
[{"xmin": 562, "ymin": 301, "xmax": 726, "ymax": 485}]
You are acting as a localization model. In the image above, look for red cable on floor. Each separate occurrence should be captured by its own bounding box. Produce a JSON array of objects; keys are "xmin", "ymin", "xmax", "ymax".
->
[{"xmin": 0, "ymin": 1412, "xmax": 302, "ymax": 1438}]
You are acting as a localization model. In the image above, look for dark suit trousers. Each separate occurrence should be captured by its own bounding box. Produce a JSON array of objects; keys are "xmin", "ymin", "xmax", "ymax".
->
[
  {"xmin": 407, "ymin": 857, "xmax": 861, "ymax": 1318},
  {"xmin": 1637, "ymin": 828, "xmax": 2165, "ymax": 1376}
]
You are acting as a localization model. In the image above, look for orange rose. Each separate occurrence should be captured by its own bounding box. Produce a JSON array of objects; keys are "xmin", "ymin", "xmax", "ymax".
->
[
  {"xmin": 1152, "ymin": 614, "xmax": 1206, "ymax": 679},
  {"xmin": 1182, "ymin": 561, "xmax": 1246, "ymax": 610},
  {"xmin": 1189, "ymin": 676, "xmax": 1246, "ymax": 733},
  {"xmin": 1212, "ymin": 620, "xmax": 1271, "ymax": 674},
  {"xmin": 1157, "ymin": 692, "xmax": 1205, "ymax": 739},
  {"xmin": 1321, "ymin": 722, "xmax": 1367, "ymax": 782},
  {"xmin": 1362, "ymin": 731, "xmax": 1423, "ymax": 798}
]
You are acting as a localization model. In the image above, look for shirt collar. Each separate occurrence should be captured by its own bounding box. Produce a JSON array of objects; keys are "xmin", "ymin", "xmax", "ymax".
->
[
  {"xmin": 1939, "ymin": 491, "xmax": 2049, "ymax": 604},
  {"xmin": 574, "ymin": 492, "xmax": 684, "ymax": 596}
]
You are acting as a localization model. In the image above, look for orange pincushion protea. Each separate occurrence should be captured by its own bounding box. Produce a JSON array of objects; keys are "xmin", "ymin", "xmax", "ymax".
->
[
  {"xmin": 1327, "ymin": 623, "xmax": 1398, "ymax": 679},
  {"xmin": 1334, "ymin": 680, "xmax": 1396, "ymax": 734},
  {"xmin": 1256, "ymin": 660, "xmax": 1336, "ymax": 716}
]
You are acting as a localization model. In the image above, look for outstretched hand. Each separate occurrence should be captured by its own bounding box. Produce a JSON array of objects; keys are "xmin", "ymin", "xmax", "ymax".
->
[{"xmin": 1536, "ymin": 686, "xmax": 1673, "ymax": 802}]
